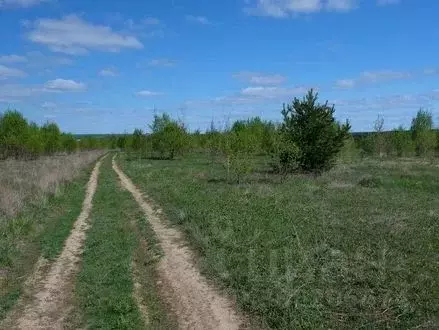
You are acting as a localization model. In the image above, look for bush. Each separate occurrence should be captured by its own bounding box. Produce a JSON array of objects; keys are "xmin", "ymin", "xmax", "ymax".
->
[
  {"xmin": 0, "ymin": 110, "xmax": 30, "ymax": 159},
  {"xmin": 220, "ymin": 130, "xmax": 255, "ymax": 183},
  {"xmin": 411, "ymin": 109, "xmax": 436, "ymax": 157},
  {"xmin": 269, "ymin": 132, "xmax": 299, "ymax": 174},
  {"xmin": 62, "ymin": 133, "xmax": 78, "ymax": 154},
  {"xmin": 338, "ymin": 135, "xmax": 361, "ymax": 163},
  {"xmin": 280, "ymin": 89, "xmax": 351, "ymax": 172},
  {"xmin": 391, "ymin": 126, "xmax": 413, "ymax": 157},
  {"xmin": 27, "ymin": 122, "xmax": 44, "ymax": 158},
  {"xmin": 150, "ymin": 113, "xmax": 188, "ymax": 160},
  {"xmin": 41, "ymin": 122, "xmax": 62, "ymax": 154}
]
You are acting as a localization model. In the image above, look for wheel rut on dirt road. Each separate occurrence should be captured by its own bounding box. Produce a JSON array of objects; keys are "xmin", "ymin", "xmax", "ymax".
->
[
  {"xmin": 2, "ymin": 155, "xmax": 106, "ymax": 330},
  {"xmin": 112, "ymin": 156, "xmax": 245, "ymax": 330}
]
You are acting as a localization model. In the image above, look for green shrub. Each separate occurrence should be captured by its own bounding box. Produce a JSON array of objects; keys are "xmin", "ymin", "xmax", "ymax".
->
[
  {"xmin": 338, "ymin": 135, "xmax": 361, "ymax": 163},
  {"xmin": 391, "ymin": 126, "xmax": 413, "ymax": 157},
  {"xmin": 220, "ymin": 131, "xmax": 256, "ymax": 183},
  {"xmin": 269, "ymin": 132, "xmax": 299, "ymax": 174},
  {"xmin": 0, "ymin": 110, "xmax": 30, "ymax": 159},
  {"xmin": 41, "ymin": 122, "xmax": 62, "ymax": 154},
  {"xmin": 26, "ymin": 122, "xmax": 44, "ymax": 158},
  {"xmin": 150, "ymin": 113, "xmax": 188, "ymax": 160},
  {"xmin": 61, "ymin": 133, "xmax": 78, "ymax": 154},
  {"xmin": 280, "ymin": 89, "xmax": 351, "ymax": 172},
  {"xmin": 411, "ymin": 109, "xmax": 436, "ymax": 157}
]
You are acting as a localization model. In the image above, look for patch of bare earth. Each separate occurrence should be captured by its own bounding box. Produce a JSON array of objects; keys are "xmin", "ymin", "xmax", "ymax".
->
[
  {"xmin": 112, "ymin": 156, "xmax": 246, "ymax": 330},
  {"xmin": 2, "ymin": 156, "xmax": 105, "ymax": 330}
]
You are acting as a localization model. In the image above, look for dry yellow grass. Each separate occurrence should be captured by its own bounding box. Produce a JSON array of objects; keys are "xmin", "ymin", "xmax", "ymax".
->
[{"xmin": 0, "ymin": 151, "xmax": 104, "ymax": 217}]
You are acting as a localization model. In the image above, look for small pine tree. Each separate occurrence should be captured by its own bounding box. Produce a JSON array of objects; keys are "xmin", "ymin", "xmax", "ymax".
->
[{"xmin": 280, "ymin": 89, "xmax": 351, "ymax": 172}]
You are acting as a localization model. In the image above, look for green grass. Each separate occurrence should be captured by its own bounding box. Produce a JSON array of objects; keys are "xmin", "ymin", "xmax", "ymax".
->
[
  {"xmin": 0, "ymin": 164, "xmax": 93, "ymax": 320},
  {"xmin": 75, "ymin": 155, "xmax": 173, "ymax": 329},
  {"xmin": 119, "ymin": 154, "xmax": 439, "ymax": 329}
]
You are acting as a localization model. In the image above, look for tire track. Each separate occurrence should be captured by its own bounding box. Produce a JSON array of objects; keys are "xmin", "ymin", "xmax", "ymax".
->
[
  {"xmin": 4, "ymin": 155, "xmax": 106, "ymax": 330},
  {"xmin": 112, "ymin": 156, "xmax": 245, "ymax": 330}
]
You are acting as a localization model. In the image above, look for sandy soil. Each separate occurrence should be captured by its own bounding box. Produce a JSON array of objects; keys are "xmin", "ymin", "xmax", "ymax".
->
[
  {"xmin": 112, "ymin": 156, "xmax": 245, "ymax": 330},
  {"xmin": 3, "ymin": 156, "xmax": 105, "ymax": 330}
]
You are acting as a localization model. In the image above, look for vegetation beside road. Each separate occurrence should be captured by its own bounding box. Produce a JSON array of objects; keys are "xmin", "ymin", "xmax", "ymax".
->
[
  {"xmin": 0, "ymin": 163, "xmax": 93, "ymax": 320},
  {"xmin": 119, "ymin": 154, "xmax": 439, "ymax": 328}
]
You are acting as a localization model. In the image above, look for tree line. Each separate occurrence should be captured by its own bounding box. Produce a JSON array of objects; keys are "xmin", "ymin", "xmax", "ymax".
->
[
  {"xmin": 0, "ymin": 110, "xmax": 111, "ymax": 160},
  {"xmin": 3, "ymin": 89, "xmax": 437, "ymax": 176},
  {"xmin": 122, "ymin": 90, "xmax": 438, "ymax": 181}
]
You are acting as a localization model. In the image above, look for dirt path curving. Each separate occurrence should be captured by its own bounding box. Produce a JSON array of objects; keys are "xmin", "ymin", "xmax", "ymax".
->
[
  {"xmin": 3, "ymin": 156, "xmax": 106, "ymax": 330},
  {"xmin": 112, "ymin": 156, "xmax": 245, "ymax": 330}
]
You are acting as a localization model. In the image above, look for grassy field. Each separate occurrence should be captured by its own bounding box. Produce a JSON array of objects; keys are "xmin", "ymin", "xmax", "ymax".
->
[
  {"xmin": 75, "ymin": 155, "xmax": 173, "ymax": 329},
  {"xmin": 0, "ymin": 151, "xmax": 103, "ymax": 217},
  {"xmin": 0, "ymin": 162, "xmax": 94, "ymax": 320},
  {"xmin": 119, "ymin": 154, "xmax": 439, "ymax": 329}
]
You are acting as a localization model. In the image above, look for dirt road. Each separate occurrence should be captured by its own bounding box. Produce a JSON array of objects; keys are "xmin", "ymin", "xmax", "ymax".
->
[
  {"xmin": 112, "ymin": 156, "xmax": 245, "ymax": 330},
  {"xmin": 3, "ymin": 156, "xmax": 105, "ymax": 330}
]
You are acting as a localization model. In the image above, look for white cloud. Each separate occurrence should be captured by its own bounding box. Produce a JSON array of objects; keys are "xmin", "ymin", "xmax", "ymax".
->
[
  {"xmin": 335, "ymin": 79, "xmax": 355, "ymax": 88},
  {"xmin": 28, "ymin": 15, "xmax": 143, "ymax": 55},
  {"xmin": 0, "ymin": 54, "xmax": 28, "ymax": 63},
  {"xmin": 0, "ymin": 65, "xmax": 27, "ymax": 79},
  {"xmin": 0, "ymin": 0, "xmax": 48, "ymax": 9},
  {"xmin": 240, "ymin": 86, "xmax": 307, "ymax": 98},
  {"xmin": 148, "ymin": 58, "xmax": 176, "ymax": 67},
  {"xmin": 136, "ymin": 90, "xmax": 164, "ymax": 97},
  {"xmin": 44, "ymin": 78, "xmax": 86, "ymax": 92},
  {"xmin": 186, "ymin": 15, "xmax": 211, "ymax": 24},
  {"xmin": 335, "ymin": 70, "xmax": 412, "ymax": 88},
  {"xmin": 244, "ymin": 0, "xmax": 391, "ymax": 17},
  {"xmin": 99, "ymin": 67, "xmax": 119, "ymax": 77},
  {"xmin": 326, "ymin": 0, "xmax": 357, "ymax": 11},
  {"xmin": 233, "ymin": 72, "xmax": 287, "ymax": 85}
]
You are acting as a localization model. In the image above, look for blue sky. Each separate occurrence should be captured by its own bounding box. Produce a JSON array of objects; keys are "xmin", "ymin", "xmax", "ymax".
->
[{"xmin": 0, "ymin": 0, "xmax": 438, "ymax": 133}]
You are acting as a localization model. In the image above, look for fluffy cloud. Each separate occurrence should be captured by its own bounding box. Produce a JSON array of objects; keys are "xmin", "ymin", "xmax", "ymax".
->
[
  {"xmin": 185, "ymin": 15, "xmax": 211, "ymax": 24},
  {"xmin": 233, "ymin": 72, "xmax": 287, "ymax": 85},
  {"xmin": 240, "ymin": 85, "xmax": 307, "ymax": 98},
  {"xmin": 99, "ymin": 67, "xmax": 119, "ymax": 77},
  {"xmin": 0, "ymin": 65, "xmax": 27, "ymax": 79},
  {"xmin": 27, "ymin": 15, "xmax": 143, "ymax": 55},
  {"xmin": 0, "ymin": 0, "xmax": 48, "ymax": 9},
  {"xmin": 245, "ymin": 0, "xmax": 398, "ymax": 17},
  {"xmin": 44, "ymin": 78, "xmax": 86, "ymax": 91},
  {"xmin": 136, "ymin": 90, "xmax": 164, "ymax": 97}
]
